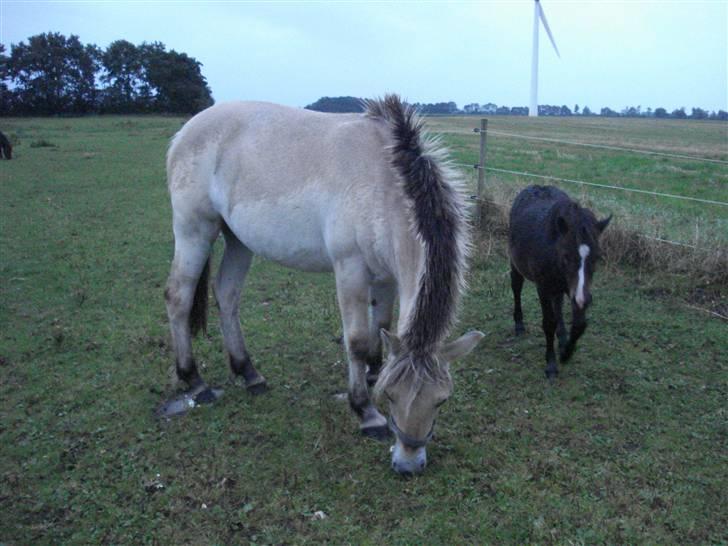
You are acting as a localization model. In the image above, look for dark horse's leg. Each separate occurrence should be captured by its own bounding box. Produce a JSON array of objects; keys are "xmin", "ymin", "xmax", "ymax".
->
[
  {"xmin": 214, "ymin": 225, "xmax": 267, "ymax": 394},
  {"xmin": 510, "ymin": 264, "xmax": 526, "ymax": 336},
  {"xmin": 537, "ymin": 286, "xmax": 559, "ymax": 379},
  {"xmin": 551, "ymin": 293, "xmax": 568, "ymax": 358},
  {"xmin": 560, "ymin": 301, "xmax": 587, "ymax": 363}
]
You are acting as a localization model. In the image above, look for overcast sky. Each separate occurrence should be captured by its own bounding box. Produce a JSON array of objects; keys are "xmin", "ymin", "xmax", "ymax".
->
[{"xmin": 2, "ymin": 0, "xmax": 726, "ymax": 112}]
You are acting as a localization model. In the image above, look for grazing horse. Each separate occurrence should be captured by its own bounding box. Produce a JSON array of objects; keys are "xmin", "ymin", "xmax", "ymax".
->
[
  {"xmin": 508, "ymin": 185, "xmax": 611, "ymax": 378},
  {"xmin": 0, "ymin": 131, "xmax": 12, "ymax": 159},
  {"xmin": 161, "ymin": 95, "xmax": 484, "ymax": 475}
]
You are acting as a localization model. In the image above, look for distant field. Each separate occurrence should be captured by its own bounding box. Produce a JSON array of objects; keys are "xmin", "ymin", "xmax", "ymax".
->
[
  {"xmin": 0, "ymin": 116, "xmax": 726, "ymax": 543},
  {"xmin": 427, "ymin": 116, "xmax": 728, "ymax": 248}
]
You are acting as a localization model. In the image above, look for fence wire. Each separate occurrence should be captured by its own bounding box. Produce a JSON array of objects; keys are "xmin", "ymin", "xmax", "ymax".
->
[
  {"xmin": 454, "ymin": 164, "xmax": 728, "ymax": 207},
  {"xmin": 486, "ymin": 130, "xmax": 728, "ymax": 165}
]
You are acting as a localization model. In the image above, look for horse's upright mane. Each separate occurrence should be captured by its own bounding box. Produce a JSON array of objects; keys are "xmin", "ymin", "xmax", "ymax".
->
[{"xmin": 364, "ymin": 95, "xmax": 469, "ymax": 358}]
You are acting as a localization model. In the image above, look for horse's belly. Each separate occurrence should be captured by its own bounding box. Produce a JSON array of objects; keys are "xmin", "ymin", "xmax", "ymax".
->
[{"xmin": 227, "ymin": 201, "xmax": 334, "ymax": 272}]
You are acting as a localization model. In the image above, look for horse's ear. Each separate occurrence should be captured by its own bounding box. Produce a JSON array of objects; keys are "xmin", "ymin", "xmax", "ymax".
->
[
  {"xmin": 439, "ymin": 331, "xmax": 485, "ymax": 362},
  {"xmin": 596, "ymin": 214, "xmax": 612, "ymax": 234},
  {"xmin": 380, "ymin": 329, "xmax": 401, "ymax": 356}
]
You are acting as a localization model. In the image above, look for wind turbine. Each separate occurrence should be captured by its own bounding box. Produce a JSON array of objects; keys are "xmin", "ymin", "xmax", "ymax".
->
[{"xmin": 530, "ymin": 0, "xmax": 560, "ymax": 117}]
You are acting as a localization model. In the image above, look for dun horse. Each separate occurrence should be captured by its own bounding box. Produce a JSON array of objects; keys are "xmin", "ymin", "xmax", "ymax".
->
[
  {"xmin": 161, "ymin": 95, "xmax": 484, "ymax": 475},
  {"xmin": 509, "ymin": 185, "xmax": 611, "ymax": 378}
]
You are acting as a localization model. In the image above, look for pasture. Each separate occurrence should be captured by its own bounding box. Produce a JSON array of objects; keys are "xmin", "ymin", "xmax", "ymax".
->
[{"xmin": 1, "ymin": 115, "xmax": 726, "ymax": 543}]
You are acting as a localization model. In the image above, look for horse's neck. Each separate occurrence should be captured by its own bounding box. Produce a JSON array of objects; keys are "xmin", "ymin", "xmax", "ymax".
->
[{"xmin": 391, "ymin": 233, "xmax": 425, "ymax": 338}]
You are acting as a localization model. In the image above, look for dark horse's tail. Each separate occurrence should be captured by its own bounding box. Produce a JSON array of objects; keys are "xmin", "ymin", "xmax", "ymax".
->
[{"xmin": 189, "ymin": 258, "xmax": 210, "ymax": 336}]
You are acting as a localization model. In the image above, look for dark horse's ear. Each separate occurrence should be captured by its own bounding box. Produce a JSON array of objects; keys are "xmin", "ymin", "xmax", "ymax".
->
[{"xmin": 596, "ymin": 214, "xmax": 612, "ymax": 234}]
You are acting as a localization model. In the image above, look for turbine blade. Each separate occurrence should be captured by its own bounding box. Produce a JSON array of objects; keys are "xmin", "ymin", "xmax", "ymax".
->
[{"xmin": 538, "ymin": 3, "xmax": 561, "ymax": 58}]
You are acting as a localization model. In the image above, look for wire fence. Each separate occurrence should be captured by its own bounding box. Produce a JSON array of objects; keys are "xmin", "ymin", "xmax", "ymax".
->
[{"xmin": 455, "ymin": 119, "xmax": 728, "ymax": 249}]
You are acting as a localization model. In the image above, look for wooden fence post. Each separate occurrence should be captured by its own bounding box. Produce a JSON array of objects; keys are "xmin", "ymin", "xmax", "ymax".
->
[{"xmin": 475, "ymin": 118, "xmax": 488, "ymax": 226}]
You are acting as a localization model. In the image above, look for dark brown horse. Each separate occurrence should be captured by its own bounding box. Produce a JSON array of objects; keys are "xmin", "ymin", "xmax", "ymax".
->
[
  {"xmin": 0, "ymin": 131, "xmax": 12, "ymax": 160},
  {"xmin": 509, "ymin": 185, "xmax": 611, "ymax": 378}
]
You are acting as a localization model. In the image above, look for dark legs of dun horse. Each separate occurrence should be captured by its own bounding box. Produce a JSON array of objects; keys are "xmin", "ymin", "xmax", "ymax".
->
[
  {"xmin": 214, "ymin": 224, "xmax": 267, "ymax": 393},
  {"xmin": 161, "ymin": 220, "xmax": 266, "ymax": 416}
]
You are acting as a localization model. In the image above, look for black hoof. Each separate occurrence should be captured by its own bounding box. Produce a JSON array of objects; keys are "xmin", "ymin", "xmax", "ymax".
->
[
  {"xmin": 560, "ymin": 345, "xmax": 575, "ymax": 363},
  {"xmin": 514, "ymin": 323, "xmax": 525, "ymax": 336},
  {"xmin": 361, "ymin": 424, "xmax": 392, "ymax": 442},
  {"xmin": 246, "ymin": 381, "xmax": 268, "ymax": 395},
  {"xmin": 366, "ymin": 373, "xmax": 379, "ymax": 387},
  {"xmin": 545, "ymin": 368, "xmax": 559, "ymax": 381}
]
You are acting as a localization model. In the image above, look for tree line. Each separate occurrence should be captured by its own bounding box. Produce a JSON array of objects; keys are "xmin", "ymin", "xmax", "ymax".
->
[
  {"xmin": 0, "ymin": 32, "xmax": 213, "ymax": 116},
  {"xmin": 307, "ymin": 96, "xmax": 728, "ymax": 120}
]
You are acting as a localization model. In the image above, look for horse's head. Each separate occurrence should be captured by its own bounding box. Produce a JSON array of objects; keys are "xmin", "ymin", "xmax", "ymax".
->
[
  {"xmin": 375, "ymin": 330, "xmax": 484, "ymax": 476},
  {"xmin": 551, "ymin": 201, "xmax": 612, "ymax": 310}
]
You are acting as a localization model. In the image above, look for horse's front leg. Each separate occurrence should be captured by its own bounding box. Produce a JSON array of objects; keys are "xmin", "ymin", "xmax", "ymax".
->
[
  {"xmin": 560, "ymin": 301, "xmax": 587, "ymax": 363},
  {"xmin": 537, "ymin": 287, "xmax": 559, "ymax": 379},
  {"xmin": 551, "ymin": 293, "xmax": 568, "ymax": 359},
  {"xmin": 334, "ymin": 258, "xmax": 390, "ymax": 441},
  {"xmin": 511, "ymin": 264, "xmax": 526, "ymax": 335},
  {"xmin": 366, "ymin": 282, "xmax": 396, "ymax": 386}
]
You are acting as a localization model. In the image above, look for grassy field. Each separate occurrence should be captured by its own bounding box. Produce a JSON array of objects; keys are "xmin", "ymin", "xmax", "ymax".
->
[
  {"xmin": 428, "ymin": 115, "xmax": 728, "ymax": 249},
  {"xmin": 1, "ymin": 115, "xmax": 726, "ymax": 544}
]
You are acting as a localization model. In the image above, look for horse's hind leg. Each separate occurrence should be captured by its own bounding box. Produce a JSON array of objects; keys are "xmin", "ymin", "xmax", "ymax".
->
[
  {"xmin": 160, "ymin": 218, "xmax": 220, "ymax": 416},
  {"xmin": 537, "ymin": 287, "xmax": 559, "ymax": 379},
  {"xmin": 334, "ymin": 258, "xmax": 389, "ymax": 440},
  {"xmin": 511, "ymin": 264, "xmax": 526, "ymax": 335},
  {"xmin": 214, "ymin": 225, "xmax": 267, "ymax": 394},
  {"xmin": 366, "ymin": 282, "xmax": 395, "ymax": 386}
]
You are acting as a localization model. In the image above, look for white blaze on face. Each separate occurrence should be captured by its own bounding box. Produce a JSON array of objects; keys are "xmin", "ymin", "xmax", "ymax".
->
[{"xmin": 576, "ymin": 244, "xmax": 591, "ymax": 308}]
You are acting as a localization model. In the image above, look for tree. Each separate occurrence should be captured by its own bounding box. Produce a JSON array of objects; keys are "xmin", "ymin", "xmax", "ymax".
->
[
  {"xmin": 690, "ymin": 107, "xmax": 708, "ymax": 120},
  {"xmin": 582, "ymin": 106, "xmax": 592, "ymax": 116},
  {"xmin": 574, "ymin": 104, "xmax": 580, "ymax": 115},
  {"xmin": 142, "ymin": 42, "xmax": 213, "ymax": 114},
  {"xmin": 305, "ymin": 96, "xmax": 364, "ymax": 113},
  {"xmin": 600, "ymin": 107, "xmax": 619, "ymax": 117},
  {"xmin": 671, "ymin": 107, "xmax": 687, "ymax": 119},
  {"xmin": 654, "ymin": 107, "xmax": 668, "ymax": 118},
  {"xmin": 0, "ymin": 44, "xmax": 10, "ymax": 115},
  {"xmin": 101, "ymin": 40, "xmax": 148, "ymax": 112},
  {"xmin": 7, "ymin": 32, "xmax": 99, "ymax": 114},
  {"xmin": 560, "ymin": 105, "xmax": 572, "ymax": 116}
]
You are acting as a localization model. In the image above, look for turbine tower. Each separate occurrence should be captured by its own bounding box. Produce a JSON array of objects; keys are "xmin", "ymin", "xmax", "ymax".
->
[{"xmin": 530, "ymin": 0, "xmax": 560, "ymax": 117}]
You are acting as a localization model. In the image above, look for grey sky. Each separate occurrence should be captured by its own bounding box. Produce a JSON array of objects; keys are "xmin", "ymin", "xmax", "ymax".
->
[{"xmin": 2, "ymin": 0, "xmax": 726, "ymax": 111}]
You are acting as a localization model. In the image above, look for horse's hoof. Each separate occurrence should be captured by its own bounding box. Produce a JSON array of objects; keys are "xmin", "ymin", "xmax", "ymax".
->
[
  {"xmin": 230, "ymin": 373, "xmax": 268, "ymax": 395},
  {"xmin": 246, "ymin": 381, "xmax": 268, "ymax": 395},
  {"xmin": 560, "ymin": 346, "xmax": 574, "ymax": 363},
  {"xmin": 514, "ymin": 323, "xmax": 525, "ymax": 336},
  {"xmin": 366, "ymin": 373, "xmax": 379, "ymax": 387},
  {"xmin": 545, "ymin": 368, "xmax": 559, "ymax": 381},
  {"xmin": 156, "ymin": 386, "xmax": 223, "ymax": 418},
  {"xmin": 361, "ymin": 424, "xmax": 392, "ymax": 442}
]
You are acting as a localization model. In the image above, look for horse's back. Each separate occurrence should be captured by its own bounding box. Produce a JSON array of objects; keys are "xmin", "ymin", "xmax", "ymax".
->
[
  {"xmin": 508, "ymin": 185, "xmax": 567, "ymax": 281},
  {"xmin": 166, "ymin": 101, "xmax": 403, "ymax": 273}
]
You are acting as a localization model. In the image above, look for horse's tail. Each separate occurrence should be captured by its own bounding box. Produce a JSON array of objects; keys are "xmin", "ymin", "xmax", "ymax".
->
[
  {"xmin": 365, "ymin": 95, "xmax": 468, "ymax": 354},
  {"xmin": 189, "ymin": 257, "xmax": 211, "ymax": 337}
]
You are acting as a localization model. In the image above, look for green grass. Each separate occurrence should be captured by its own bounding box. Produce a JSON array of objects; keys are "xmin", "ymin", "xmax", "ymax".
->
[
  {"xmin": 428, "ymin": 116, "xmax": 728, "ymax": 247},
  {"xmin": 1, "ymin": 116, "xmax": 726, "ymax": 544}
]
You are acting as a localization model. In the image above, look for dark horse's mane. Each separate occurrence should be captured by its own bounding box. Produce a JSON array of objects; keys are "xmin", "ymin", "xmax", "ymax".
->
[{"xmin": 365, "ymin": 95, "xmax": 468, "ymax": 372}]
